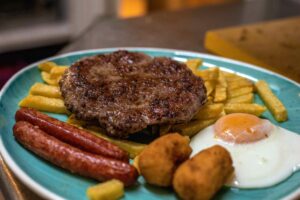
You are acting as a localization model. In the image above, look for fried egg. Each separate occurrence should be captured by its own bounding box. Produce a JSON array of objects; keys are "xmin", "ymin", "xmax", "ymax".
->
[{"xmin": 190, "ymin": 113, "xmax": 300, "ymax": 188}]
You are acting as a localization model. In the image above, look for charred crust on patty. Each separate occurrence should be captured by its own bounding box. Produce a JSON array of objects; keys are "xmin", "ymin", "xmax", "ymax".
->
[{"xmin": 59, "ymin": 50, "xmax": 207, "ymax": 138}]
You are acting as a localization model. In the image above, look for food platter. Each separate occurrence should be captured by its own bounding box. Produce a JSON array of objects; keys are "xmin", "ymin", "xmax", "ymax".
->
[{"xmin": 0, "ymin": 48, "xmax": 299, "ymax": 200}]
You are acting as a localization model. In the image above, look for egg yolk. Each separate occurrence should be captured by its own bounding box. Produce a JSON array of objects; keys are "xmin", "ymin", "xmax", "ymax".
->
[{"xmin": 214, "ymin": 113, "xmax": 273, "ymax": 144}]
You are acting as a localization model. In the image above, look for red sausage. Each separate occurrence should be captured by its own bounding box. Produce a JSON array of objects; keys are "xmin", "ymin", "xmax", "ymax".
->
[
  {"xmin": 15, "ymin": 108, "xmax": 129, "ymax": 162},
  {"xmin": 13, "ymin": 121, "xmax": 138, "ymax": 186}
]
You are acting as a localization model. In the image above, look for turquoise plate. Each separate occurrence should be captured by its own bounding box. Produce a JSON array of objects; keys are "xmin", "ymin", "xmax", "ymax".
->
[{"xmin": 0, "ymin": 48, "xmax": 299, "ymax": 200}]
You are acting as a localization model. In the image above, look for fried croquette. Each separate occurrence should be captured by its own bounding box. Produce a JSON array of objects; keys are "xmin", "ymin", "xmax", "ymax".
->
[
  {"xmin": 138, "ymin": 133, "xmax": 192, "ymax": 186},
  {"xmin": 173, "ymin": 145, "xmax": 234, "ymax": 200}
]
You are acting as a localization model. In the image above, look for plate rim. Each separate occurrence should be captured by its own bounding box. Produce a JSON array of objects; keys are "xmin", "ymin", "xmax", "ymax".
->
[{"xmin": 0, "ymin": 47, "xmax": 299, "ymax": 200}]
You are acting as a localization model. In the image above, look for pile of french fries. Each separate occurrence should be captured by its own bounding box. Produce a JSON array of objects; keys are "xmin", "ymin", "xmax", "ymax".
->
[
  {"xmin": 171, "ymin": 58, "xmax": 288, "ymax": 137},
  {"xmin": 19, "ymin": 62, "xmax": 68, "ymax": 114},
  {"xmin": 18, "ymin": 59, "xmax": 288, "ymax": 147}
]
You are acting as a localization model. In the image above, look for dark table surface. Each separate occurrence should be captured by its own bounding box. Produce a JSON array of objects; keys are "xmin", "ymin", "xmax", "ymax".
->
[
  {"xmin": 2, "ymin": 1, "xmax": 300, "ymax": 200},
  {"xmin": 61, "ymin": 0, "xmax": 300, "ymax": 54}
]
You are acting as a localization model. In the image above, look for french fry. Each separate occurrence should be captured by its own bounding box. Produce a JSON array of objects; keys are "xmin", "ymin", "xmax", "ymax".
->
[
  {"xmin": 186, "ymin": 59, "xmax": 202, "ymax": 74},
  {"xmin": 38, "ymin": 61, "xmax": 57, "ymax": 72},
  {"xmin": 255, "ymin": 80, "xmax": 287, "ymax": 122},
  {"xmin": 30, "ymin": 83, "xmax": 61, "ymax": 98},
  {"xmin": 224, "ymin": 103, "xmax": 266, "ymax": 116},
  {"xmin": 222, "ymin": 71, "xmax": 241, "ymax": 80},
  {"xmin": 89, "ymin": 126, "xmax": 146, "ymax": 159},
  {"xmin": 67, "ymin": 115, "xmax": 146, "ymax": 158},
  {"xmin": 213, "ymin": 86, "xmax": 227, "ymax": 103},
  {"xmin": 193, "ymin": 103, "xmax": 224, "ymax": 120},
  {"xmin": 41, "ymin": 71, "xmax": 60, "ymax": 86},
  {"xmin": 49, "ymin": 66, "xmax": 68, "ymax": 79},
  {"xmin": 133, "ymin": 156, "xmax": 140, "ymax": 174},
  {"xmin": 226, "ymin": 76, "xmax": 248, "ymax": 83},
  {"xmin": 204, "ymin": 81, "xmax": 215, "ymax": 96},
  {"xmin": 226, "ymin": 93, "xmax": 254, "ymax": 104},
  {"xmin": 218, "ymin": 110, "xmax": 226, "ymax": 118},
  {"xmin": 227, "ymin": 86, "xmax": 253, "ymax": 98},
  {"xmin": 223, "ymin": 72, "xmax": 248, "ymax": 82},
  {"xmin": 195, "ymin": 67, "xmax": 219, "ymax": 81},
  {"xmin": 86, "ymin": 179, "xmax": 124, "ymax": 200},
  {"xmin": 67, "ymin": 114, "xmax": 89, "ymax": 127},
  {"xmin": 19, "ymin": 95, "xmax": 68, "ymax": 114},
  {"xmin": 206, "ymin": 96, "xmax": 214, "ymax": 104},
  {"xmin": 221, "ymin": 71, "xmax": 233, "ymax": 78},
  {"xmin": 217, "ymin": 71, "xmax": 227, "ymax": 87},
  {"xmin": 172, "ymin": 118, "xmax": 217, "ymax": 137},
  {"xmin": 227, "ymin": 79, "xmax": 253, "ymax": 90},
  {"xmin": 212, "ymin": 72, "xmax": 227, "ymax": 103}
]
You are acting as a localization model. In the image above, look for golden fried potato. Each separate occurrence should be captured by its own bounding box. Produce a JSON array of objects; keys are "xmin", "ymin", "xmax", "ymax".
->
[
  {"xmin": 227, "ymin": 79, "xmax": 253, "ymax": 90},
  {"xmin": 195, "ymin": 67, "xmax": 219, "ymax": 81},
  {"xmin": 173, "ymin": 145, "xmax": 234, "ymax": 200},
  {"xmin": 38, "ymin": 61, "xmax": 57, "ymax": 72},
  {"xmin": 213, "ymin": 72, "xmax": 227, "ymax": 103},
  {"xmin": 67, "ymin": 115, "xmax": 146, "ymax": 158},
  {"xmin": 223, "ymin": 72, "xmax": 248, "ymax": 82},
  {"xmin": 255, "ymin": 80, "xmax": 287, "ymax": 122},
  {"xmin": 226, "ymin": 93, "xmax": 254, "ymax": 104},
  {"xmin": 186, "ymin": 59, "xmax": 202, "ymax": 74},
  {"xmin": 86, "ymin": 179, "xmax": 124, "ymax": 200},
  {"xmin": 138, "ymin": 133, "xmax": 192, "ymax": 186},
  {"xmin": 19, "ymin": 95, "xmax": 68, "ymax": 114},
  {"xmin": 172, "ymin": 119, "xmax": 217, "ymax": 137},
  {"xmin": 206, "ymin": 96, "xmax": 214, "ymax": 104},
  {"xmin": 213, "ymin": 86, "xmax": 227, "ymax": 103},
  {"xmin": 133, "ymin": 156, "xmax": 140, "ymax": 174},
  {"xmin": 91, "ymin": 128, "xmax": 146, "ymax": 159},
  {"xmin": 204, "ymin": 81, "xmax": 215, "ymax": 96},
  {"xmin": 49, "ymin": 66, "xmax": 68, "ymax": 79},
  {"xmin": 30, "ymin": 83, "xmax": 61, "ymax": 98},
  {"xmin": 67, "ymin": 116, "xmax": 147, "ymax": 159},
  {"xmin": 227, "ymin": 86, "xmax": 253, "ymax": 98},
  {"xmin": 224, "ymin": 103, "xmax": 266, "ymax": 116},
  {"xmin": 41, "ymin": 71, "xmax": 60, "ymax": 86},
  {"xmin": 217, "ymin": 71, "xmax": 227, "ymax": 87},
  {"xmin": 193, "ymin": 103, "xmax": 224, "ymax": 120}
]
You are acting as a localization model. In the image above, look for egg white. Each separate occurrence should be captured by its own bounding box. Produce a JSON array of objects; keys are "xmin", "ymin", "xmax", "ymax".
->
[{"xmin": 190, "ymin": 124, "xmax": 300, "ymax": 188}]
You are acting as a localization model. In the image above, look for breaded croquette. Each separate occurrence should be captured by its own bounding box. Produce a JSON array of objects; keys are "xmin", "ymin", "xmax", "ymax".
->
[
  {"xmin": 173, "ymin": 145, "xmax": 234, "ymax": 200},
  {"xmin": 138, "ymin": 133, "xmax": 192, "ymax": 186}
]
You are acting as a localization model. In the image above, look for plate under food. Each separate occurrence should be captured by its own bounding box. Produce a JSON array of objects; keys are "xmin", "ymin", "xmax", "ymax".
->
[{"xmin": 0, "ymin": 48, "xmax": 299, "ymax": 200}]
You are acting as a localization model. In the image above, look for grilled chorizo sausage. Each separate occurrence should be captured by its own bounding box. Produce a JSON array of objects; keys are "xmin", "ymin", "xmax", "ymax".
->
[
  {"xmin": 15, "ymin": 108, "xmax": 129, "ymax": 162},
  {"xmin": 13, "ymin": 121, "xmax": 138, "ymax": 186}
]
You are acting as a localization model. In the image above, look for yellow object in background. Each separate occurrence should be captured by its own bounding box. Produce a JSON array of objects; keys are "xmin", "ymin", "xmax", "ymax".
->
[
  {"xmin": 204, "ymin": 17, "xmax": 300, "ymax": 82},
  {"xmin": 118, "ymin": 0, "xmax": 148, "ymax": 18}
]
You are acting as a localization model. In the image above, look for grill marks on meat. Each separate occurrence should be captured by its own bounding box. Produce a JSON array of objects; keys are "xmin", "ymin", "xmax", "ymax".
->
[{"xmin": 59, "ymin": 51, "xmax": 207, "ymax": 138}]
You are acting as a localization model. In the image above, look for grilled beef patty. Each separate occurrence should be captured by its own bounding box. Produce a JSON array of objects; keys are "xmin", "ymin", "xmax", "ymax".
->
[{"xmin": 59, "ymin": 51, "xmax": 207, "ymax": 138}]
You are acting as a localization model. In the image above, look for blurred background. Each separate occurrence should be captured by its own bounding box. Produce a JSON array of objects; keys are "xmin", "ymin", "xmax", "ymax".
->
[{"xmin": 0, "ymin": 0, "xmax": 299, "ymax": 88}]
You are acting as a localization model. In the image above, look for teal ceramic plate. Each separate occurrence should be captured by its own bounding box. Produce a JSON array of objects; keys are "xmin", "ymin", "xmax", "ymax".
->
[{"xmin": 0, "ymin": 48, "xmax": 299, "ymax": 200}]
